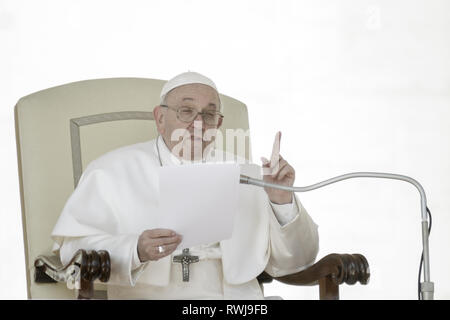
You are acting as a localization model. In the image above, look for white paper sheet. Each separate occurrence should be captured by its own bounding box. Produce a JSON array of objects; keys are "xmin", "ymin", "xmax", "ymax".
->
[{"xmin": 157, "ymin": 163, "xmax": 241, "ymax": 248}]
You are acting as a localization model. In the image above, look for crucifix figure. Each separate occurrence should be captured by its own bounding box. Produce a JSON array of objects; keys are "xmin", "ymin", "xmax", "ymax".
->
[{"xmin": 172, "ymin": 248, "xmax": 199, "ymax": 282}]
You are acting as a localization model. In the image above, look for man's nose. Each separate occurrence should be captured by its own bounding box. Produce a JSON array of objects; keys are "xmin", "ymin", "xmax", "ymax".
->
[
  {"xmin": 194, "ymin": 112, "xmax": 204, "ymax": 122},
  {"xmin": 188, "ymin": 116, "xmax": 204, "ymax": 131}
]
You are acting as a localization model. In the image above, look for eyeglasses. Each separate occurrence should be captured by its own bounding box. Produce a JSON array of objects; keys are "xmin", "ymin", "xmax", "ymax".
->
[{"xmin": 160, "ymin": 105, "xmax": 224, "ymax": 126}]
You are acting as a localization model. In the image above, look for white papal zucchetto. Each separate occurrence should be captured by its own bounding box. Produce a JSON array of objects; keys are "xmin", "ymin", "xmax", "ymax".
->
[{"xmin": 160, "ymin": 71, "xmax": 222, "ymax": 112}]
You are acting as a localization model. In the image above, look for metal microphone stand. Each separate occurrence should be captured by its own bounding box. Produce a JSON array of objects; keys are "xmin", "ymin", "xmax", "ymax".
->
[{"xmin": 240, "ymin": 171, "xmax": 434, "ymax": 300}]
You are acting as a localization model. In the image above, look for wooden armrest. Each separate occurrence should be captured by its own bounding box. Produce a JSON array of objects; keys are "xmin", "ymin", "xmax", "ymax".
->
[
  {"xmin": 258, "ymin": 253, "xmax": 370, "ymax": 300},
  {"xmin": 34, "ymin": 249, "xmax": 111, "ymax": 299}
]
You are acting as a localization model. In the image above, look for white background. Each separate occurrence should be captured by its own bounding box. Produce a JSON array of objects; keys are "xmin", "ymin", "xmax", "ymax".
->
[{"xmin": 1, "ymin": 0, "xmax": 449, "ymax": 299}]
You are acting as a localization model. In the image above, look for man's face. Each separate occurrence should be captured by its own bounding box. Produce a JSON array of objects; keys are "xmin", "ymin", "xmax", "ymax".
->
[{"xmin": 154, "ymin": 83, "xmax": 223, "ymax": 161}]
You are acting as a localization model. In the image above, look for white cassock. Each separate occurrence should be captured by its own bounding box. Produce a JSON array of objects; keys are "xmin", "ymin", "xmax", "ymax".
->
[{"xmin": 52, "ymin": 137, "xmax": 319, "ymax": 299}]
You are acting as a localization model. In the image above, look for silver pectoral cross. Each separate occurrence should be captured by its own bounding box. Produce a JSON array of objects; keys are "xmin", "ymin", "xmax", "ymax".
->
[{"xmin": 172, "ymin": 248, "xmax": 199, "ymax": 282}]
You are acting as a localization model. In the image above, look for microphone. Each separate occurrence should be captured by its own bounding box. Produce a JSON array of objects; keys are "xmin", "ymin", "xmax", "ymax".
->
[{"xmin": 240, "ymin": 171, "xmax": 434, "ymax": 300}]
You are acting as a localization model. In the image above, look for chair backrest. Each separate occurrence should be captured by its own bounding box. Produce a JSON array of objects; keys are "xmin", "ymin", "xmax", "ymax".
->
[{"xmin": 15, "ymin": 77, "xmax": 252, "ymax": 299}]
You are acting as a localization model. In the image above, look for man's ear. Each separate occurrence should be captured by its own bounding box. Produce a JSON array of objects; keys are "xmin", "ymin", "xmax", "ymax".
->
[
  {"xmin": 216, "ymin": 116, "xmax": 223, "ymax": 130},
  {"xmin": 153, "ymin": 106, "xmax": 166, "ymax": 134}
]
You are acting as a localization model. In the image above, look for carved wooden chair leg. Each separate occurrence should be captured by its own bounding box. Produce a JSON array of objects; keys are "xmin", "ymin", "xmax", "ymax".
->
[
  {"xmin": 78, "ymin": 278, "xmax": 94, "ymax": 299},
  {"xmin": 319, "ymin": 276, "xmax": 339, "ymax": 300}
]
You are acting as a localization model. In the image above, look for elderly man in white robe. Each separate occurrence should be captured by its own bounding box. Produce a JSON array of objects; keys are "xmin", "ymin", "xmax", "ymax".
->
[{"xmin": 51, "ymin": 71, "xmax": 319, "ymax": 299}]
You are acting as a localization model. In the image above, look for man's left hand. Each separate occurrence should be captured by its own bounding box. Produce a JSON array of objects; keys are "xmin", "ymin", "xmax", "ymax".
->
[{"xmin": 261, "ymin": 131, "xmax": 295, "ymax": 204}]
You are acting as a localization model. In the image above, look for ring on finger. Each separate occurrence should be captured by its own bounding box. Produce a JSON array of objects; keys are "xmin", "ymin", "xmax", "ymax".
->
[{"xmin": 158, "ymin": 245, "xmax": 164, "ymax": 253}]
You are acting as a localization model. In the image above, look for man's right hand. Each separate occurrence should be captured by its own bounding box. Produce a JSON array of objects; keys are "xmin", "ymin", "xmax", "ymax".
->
[{"xmin": 137, "ymin": 229, "xmax": 182, "ymax": 262}]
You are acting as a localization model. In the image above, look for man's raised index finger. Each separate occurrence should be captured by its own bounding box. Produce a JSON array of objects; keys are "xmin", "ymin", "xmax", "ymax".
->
[{"xmin": 270, "ymin": 131, "xmax": 281, "ymax": 167}]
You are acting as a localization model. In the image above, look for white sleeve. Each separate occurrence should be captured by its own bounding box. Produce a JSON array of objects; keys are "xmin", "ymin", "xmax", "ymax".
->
[
  {"xmin": 265, "ymin": 195, "xmax": 320, "ymax": 277},
  {"xmin": 59, "ymin": 234, "xmax": 148, "ymax": 287},
  {"xmin": 269, "ymin": 198, "xmax": 299, "ymax": 226},
  {"xmin": 131, "ymin": 242, "xmax": 145, "ymax": 270}
]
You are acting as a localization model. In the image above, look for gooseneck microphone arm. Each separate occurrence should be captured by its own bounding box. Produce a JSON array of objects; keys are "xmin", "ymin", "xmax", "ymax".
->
[{"xmin": 240, "ymin": 171, "xmax": 434, "ymax": 300}]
